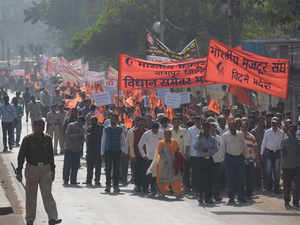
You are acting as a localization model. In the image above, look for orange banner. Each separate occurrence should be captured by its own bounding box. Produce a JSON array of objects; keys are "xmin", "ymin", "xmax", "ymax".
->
[
  {"xmin": 208, "ymin": 98, "xmax": 220, "ymax": 115},
  {"xmin": 206, "ymin": 40, "xmax": 290, "ymax": 99},
  {"xmin": 118, "ymin": 54, "xmax": 214, "ymax": 90}
]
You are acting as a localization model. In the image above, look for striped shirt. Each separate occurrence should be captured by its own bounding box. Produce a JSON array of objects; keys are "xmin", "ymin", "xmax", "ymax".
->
[{"xmin": 244, "ymin": 132, "xmax": 257, "ymax": 161}]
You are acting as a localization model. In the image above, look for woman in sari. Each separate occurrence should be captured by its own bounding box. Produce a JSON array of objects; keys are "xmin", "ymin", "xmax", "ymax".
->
[{"xmin": 153, "ymin": 127, "xmax": 184, "ymax": 198}]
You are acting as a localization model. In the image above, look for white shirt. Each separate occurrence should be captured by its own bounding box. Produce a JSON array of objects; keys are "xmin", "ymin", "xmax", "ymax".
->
[
  {"xmin": 125, "ymin": 127, "xmax": 135, "ymax": 155},
  {"xmin": 220, "ymin": 130, "xmax": 247, "ymax": 156},
  {"xmin": 171, "ymin": 127, "xmax": 186, "ymax": 153},
  {"xmin": 260, "ymin": 127, "xmax": 285, "ymax": 155},
  {"xmin": 138, "ymin": 130, "xmax": 163, "ymax": 160},
  {"xmin": 212, "ymin": 135, "xmax": 224, "ymax": 163},
  {"xmin": 185, "ymin": 125, "xmax": 201, "ymax": 157}
]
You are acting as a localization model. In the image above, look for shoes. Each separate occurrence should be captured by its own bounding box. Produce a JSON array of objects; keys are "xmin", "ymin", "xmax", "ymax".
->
[
  {"xmin": 142, "ymin": 188, "xmax": 149, "ymax": 194},
  {"xmin": 16, "ymin": 143, "xmax": 20, "ymax": 147},
  {"xmin": 238, "ymin": 198, "xmax": 248, "ymax": 204},
  {"xmin": 206, "ymin": 199, "xmax": 214, "ymax": 205},
  {"xmin": 285, "ymin": 203, "xmax": 292, "ymax": 209},
  {"xmin": 227, "ymin": 199, "xmax": 236, "ymax": 206},
  {"xmin": 26, "ymin": 221, "xmax": 34, "ymax": 225},
  {"xmin": 176, "ymin": 194, "xmax": 184, "ymax": 200},
  {"xmin": 149, "ymin": 192, "xmax": 157, "ymax": 197},
  {"xmin": 63, "ymin": 180, "xmax": 68, "ymax": 185},
  {"xmin": 9, "ymin": 145, "xmax": 12, "ymax": 150},
  {"xmin": 215, "ymin": 197, "xmax": 222, "ymax": 203},
  {"xmin": 114, "ymin": 187, "xmax": 120, "ymax": 193},
  {"xmin": 293, "ymin": 203, "xmax": 300, "ymax": 209},
  {"xmin": 49, "ymin": 219, "xmax": 62, "ymax": 225},
  {"xmin": 3, "ymin": 148, "xmax": 7, "ymax": 152},
  {"xmin": 95, "ymin": 182, "xmax": 101, "ymax": 187},
  {"xmin": 158, "ymin": 193, "xmax": 166, "ymax": 199},
  {"xmin": 198, "ymin": 198, "xmax": 204, "ymax": 206},
  {"xmin": 134, "ymin": 186, "xmax": 141, "ymax": 193},
  {"xmin": 105, "ymin": 187, "xmax": 111, "ymax": 193}
]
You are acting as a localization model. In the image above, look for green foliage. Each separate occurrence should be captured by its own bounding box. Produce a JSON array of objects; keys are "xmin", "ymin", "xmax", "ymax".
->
[{"xmin": 25, "ymin": 0, "xmax": 300, "ymax": 62}]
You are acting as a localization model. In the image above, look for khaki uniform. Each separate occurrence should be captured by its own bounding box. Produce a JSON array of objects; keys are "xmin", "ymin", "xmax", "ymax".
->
[
  {"xmin": 25, "ymin": 164, "xmax": 58, "ymax": 222},
  {"xmin": 17, "ymin": 133, "xmax": 59, "ymax": 224},
  {"xmin": 27, "ymin": 101, "xmax": 43, "ymax": 123},
  {"xmin": 46, "ymin": 111, "xmax": 57, "ymax": 139},
  {"xmin": 54, "ymin": 111, "xmax": 66, "ymax": 153}
]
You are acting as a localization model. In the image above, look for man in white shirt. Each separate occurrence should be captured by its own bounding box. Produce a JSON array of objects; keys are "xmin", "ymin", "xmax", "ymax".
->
[
  {"xmin": 261, "ymin": 117, "xmax": 285, "ymax": 193},
  {"xmin": 221, "ymin": 119, "xmax": 247, "ymax": 205},
  {"xmin": 138, "ymin": 122, "xmax": 163, "ymax": 196},
  {"xmin": 185, "ymin": 116, "xmax": 202, "ymax": 196},
  {"xmin": 210, "ymin": 121, "xmax": 224, "ymax": 202},
  {"xmin": 171, "ymin": 117, "xmax": 188, "ymax": 192}
]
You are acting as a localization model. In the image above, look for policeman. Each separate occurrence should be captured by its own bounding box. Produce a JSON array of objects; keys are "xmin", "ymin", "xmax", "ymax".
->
[
  {"xmin": 16, "ymin": 119, "xmax": 62, "ymax": 225},
  {"xmin": 27, "ymin": 96, "xmax": 43, "ymax": 123},
  {"xmin": 46, "ymin": 105, "xmax": 57, "ymax": 140},
  {"xmin": 54, "ymin": 104, "xmax": 66, "ymax": 154}
]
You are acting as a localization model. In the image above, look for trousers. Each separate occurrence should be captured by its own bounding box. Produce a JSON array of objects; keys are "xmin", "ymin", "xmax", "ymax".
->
[
  {"xmin": 197, "ymin": 158, "xmax": 213, "ymax": 201},
  {"xmin": 105, "ymin": 151, "xmax": 121, "ymax": 188},
  {"xmin": 63, "ymin": 150, "xmax": 81, "ymax": 184},
  {"xmin": 13, "ymin": 118, "xmax": 22, "ymax": 145},
  {"xmin": 225, "ymin": 154, "xmax": 245, "ymax": 200},
  {"xmin": 264, "ymin": 150, "xmax": 281, "ymax": 191},
  {"xmin": 283, "ymin": 167, "xmax": 300, "ymax": 205},
  {"xmin": 86, "ymin": 156, "xmax": 102, "ymax": 184},
  {"xmin": 25, "ymin": 164, "xmax": 58, "ymax": 223},
  {"xmin": 54, "ymin": 125, "xmax": 64, "ymax": 154},
  {"xmin": 2, "ymin": 121, "xmax": 13, "ymax": 149}
]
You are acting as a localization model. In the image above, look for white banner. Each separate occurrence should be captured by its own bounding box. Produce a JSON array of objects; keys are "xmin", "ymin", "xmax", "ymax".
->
[
  {"xmin": 157, "ymin": 88, "xmax": 170, "ymax": 99},
  {"xmin": 85, "ymin": 71, "xmax": 106, "ymax": 82},
  {"xmin": 92, "ymin": 92, "xmax": 112, "ymax": 106},
  {"xmin": 180, "ymin": 92, "xmax": 191, "ymax": 105},
  {"xmin": 164, "ymin": 92, "xmax": 181, "ymax": 109}
]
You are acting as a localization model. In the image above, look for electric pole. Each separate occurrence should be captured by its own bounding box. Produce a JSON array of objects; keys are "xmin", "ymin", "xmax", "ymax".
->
[{"xmin": 160, "ymin": 0, "xmax": 165, "ymax": 42}]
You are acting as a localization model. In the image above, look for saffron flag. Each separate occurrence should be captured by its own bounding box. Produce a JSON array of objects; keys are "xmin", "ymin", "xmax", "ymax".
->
[
  {"xmin": 208, "ymin": 98, "xmax": 220, "ymax": 115},
  {"xmin": 206, "ymin": 40, "xmax": 289, "ymax": 99}
]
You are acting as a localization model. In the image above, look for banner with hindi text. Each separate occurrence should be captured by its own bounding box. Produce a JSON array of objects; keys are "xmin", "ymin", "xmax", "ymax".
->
[
  {"xmin": 118, "ymin": 54, "xmax": 213, "ymax": 91},
  {"xmin": 206, "ymin": 40, "xmax": 290, "ymax": 99}
]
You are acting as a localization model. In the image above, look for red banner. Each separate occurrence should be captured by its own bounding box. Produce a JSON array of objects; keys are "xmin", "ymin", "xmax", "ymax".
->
[
  {"xmin": 206, "ymin": 40, "xmax": 290, "ymax": 99},
  {"xmin": 118, "ymin": 54, "xmax": 214, "ymax": 91}
]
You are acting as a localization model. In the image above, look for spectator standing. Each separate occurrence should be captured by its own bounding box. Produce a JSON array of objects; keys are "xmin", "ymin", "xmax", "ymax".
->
[
  {"xmin": 101, "ymin": 114, "xmax": 126, "ymax": 193},
  {"xmin": 138, "ymin": 122, "xmax": 163, "ymax": 196},
  {"xmin": 85, "ymin": 117, "xmax": 103, "ymax": 186},
  {"xmin": 281, "ymin": 124, "xmax": 300, "ymax": 209},
  {"xmin": 63, "ymin": 117, "xmax": 85, "ymax": 185},
  {"xmin": 221, "ymin": 120, "xmax": 247, "ymax": 205},
  {"xmin": 193, "ymin": 122, "xmax": 218, "ymax": 205},
  {"xmin": 0, "ymin": 95, "xmax": 17, "ymax": 151},
  {"xmin": 12, "ymin": 97, "xmax": 24, "ymax": 147},
  {"xmin": 261, "ymin": 117, "xmax": 285, "ymax": 193}
]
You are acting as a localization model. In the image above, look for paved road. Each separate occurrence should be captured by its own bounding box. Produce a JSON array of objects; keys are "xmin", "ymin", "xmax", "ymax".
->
[{"xmin": 1, "ymin": 90, "xmax": 300, "ymax": 225}]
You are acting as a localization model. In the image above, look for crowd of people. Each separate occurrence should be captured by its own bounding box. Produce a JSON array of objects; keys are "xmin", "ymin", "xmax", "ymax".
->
[{"xmin": 1, "ymin": 72, "xmax": 300, "ymax": 213}]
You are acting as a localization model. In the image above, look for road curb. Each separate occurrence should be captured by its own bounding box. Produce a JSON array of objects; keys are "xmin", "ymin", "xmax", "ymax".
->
[{"xmin": 0, "ymin": 182, "xmax": 13, "ymax": 215}]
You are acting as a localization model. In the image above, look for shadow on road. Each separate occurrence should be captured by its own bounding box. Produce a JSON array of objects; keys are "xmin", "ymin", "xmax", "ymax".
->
[{"xmin": 211, "ymin": 211, "xmax": 300, "ymax": 216}]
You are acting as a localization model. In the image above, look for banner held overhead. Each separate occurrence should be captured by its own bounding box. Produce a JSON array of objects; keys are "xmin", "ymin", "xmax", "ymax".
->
[
  {"xmin": 206, "ymin": 40, "xmax": 290, "ymax": 99},
  {"xmin": 118, "ymin": 54, "xmax": 214, "ymax": 91}
]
